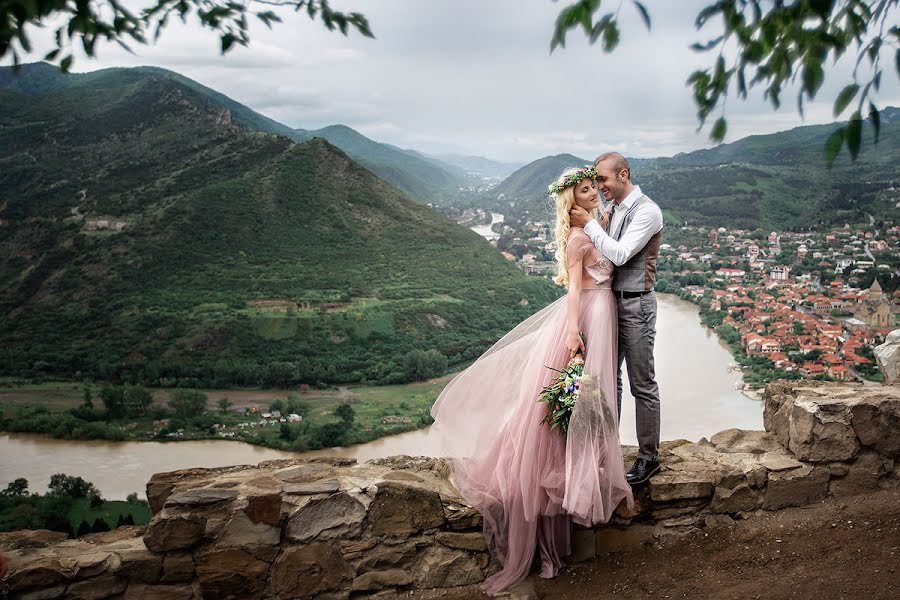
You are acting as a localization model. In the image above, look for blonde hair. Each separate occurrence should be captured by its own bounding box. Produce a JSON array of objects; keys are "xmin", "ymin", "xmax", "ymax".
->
[{"xmin": 551, "ymin": 168, "xmax": 597, "ymax": 287}]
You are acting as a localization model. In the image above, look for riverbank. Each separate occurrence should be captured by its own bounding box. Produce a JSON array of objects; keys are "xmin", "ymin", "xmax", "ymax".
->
[
  {"xmin": 0, "ymin": 375, "xmax": 450, "ymax": 451},
  {"xmin": 661, "ymin": 285, "xmax": 793, "ymax": 390}
]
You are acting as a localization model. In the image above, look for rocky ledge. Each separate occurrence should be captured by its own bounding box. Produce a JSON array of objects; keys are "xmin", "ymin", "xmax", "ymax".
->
[{"xmin": 2, "ymin": 382, "xmax": 899, "ymax": 599}]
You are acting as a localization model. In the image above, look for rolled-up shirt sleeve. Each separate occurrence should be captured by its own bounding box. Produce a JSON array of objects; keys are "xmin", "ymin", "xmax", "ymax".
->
[{"xmin": 583, "ymin": 204, "xmax": 663, "ymax": 267}]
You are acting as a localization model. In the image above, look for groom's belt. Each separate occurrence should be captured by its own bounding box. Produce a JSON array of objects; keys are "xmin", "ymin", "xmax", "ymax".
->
[{"xmin": 614, "ymin": 290, "xmax": 652, "ymax": 299}]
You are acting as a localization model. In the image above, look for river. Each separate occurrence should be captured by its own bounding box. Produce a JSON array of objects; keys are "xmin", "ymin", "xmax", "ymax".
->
[
  {"xmin": 0, "ymin": 294, "xmax": 760, "ymax": 499},
  {"xmin": 470, "ymin": 213, "xmax": 504, "ymax": 241}
]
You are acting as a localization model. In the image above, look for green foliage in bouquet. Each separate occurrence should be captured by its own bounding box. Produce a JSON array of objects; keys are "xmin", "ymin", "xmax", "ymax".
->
[{"xmin": 538, "ymin": 333, "xmax": 585, "ymax": 435}]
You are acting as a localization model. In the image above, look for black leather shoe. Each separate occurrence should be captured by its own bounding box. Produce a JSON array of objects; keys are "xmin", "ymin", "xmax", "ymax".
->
[{"xmin": 625, "ymin": 458, "xmax": 660, "ymax": 485}]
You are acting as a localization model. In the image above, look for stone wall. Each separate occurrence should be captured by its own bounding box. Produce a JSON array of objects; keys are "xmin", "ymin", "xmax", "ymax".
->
[{"xmin": 2, "ymin": 382, "xmax": 899, "ymax": 599}]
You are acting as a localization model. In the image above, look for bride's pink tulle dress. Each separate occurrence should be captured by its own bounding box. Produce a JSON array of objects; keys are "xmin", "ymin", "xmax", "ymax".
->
[{"xmin": 428, "ymin": 229, "xmax": 633, "ymax": 595}]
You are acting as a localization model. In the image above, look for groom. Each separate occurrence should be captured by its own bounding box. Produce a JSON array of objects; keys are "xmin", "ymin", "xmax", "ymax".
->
[{"xmin": 570, "ymin": 152, "xmax": 663, "ymax": 485}]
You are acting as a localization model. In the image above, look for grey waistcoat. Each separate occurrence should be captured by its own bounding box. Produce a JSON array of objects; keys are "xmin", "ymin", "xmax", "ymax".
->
[{"xmin": 610, "ymin": 195, "xmax": 662, "ymax": 293}]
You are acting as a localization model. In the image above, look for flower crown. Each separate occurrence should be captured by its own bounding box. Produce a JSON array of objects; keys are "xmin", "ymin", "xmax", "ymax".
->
[{"xmin": 547, "ymin": 165, "xmax": 596, "ymax": 198}]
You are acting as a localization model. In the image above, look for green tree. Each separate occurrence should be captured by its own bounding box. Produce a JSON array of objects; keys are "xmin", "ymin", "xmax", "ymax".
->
[
  {"xmin": 1, "ymin": 1, "xmax": 373, "ymax": 69},
  {"xmin": 312, "ymin": 422, "xmax": 345, "ymax": 448},
  {"xmin": 91, "ymin": 517, "xmax": 110, "ymax": 533},
  {"xmin": 48, "ymin": 473, "xmax": 99, "ymax": 499},
  {"xmin": 334, "ymin": 403, "xmax": 355, "ymax": 425},
  {"xmin": 279, "ymin": 422, "xmax": 297, "ymax": 441},
  {"xmin": 168, "ymin": 389, "xmax": 208, "ymax": 419},
  {"xmin": 99, "ymin": 385, "xmax": 126, "ymax": 419},
  {"xmin": 266, "ymin": 362, "xmax": 299, "ymax": 389},
  {"xmin": 77, "ymin": 520, "xmax": 92, "ymax": 537},
  {"xmin": 294, "ymin": 401, "xmax": 311, "ymax": 419},
  {"xmin": 269, "ymin": 399, "xmax": 285, "ymax": 413},
  {"xmin": 217, "ymin": 397, "xmax": 233, "ymax": 415},
  {"xmin": 82, "ymin": 385, "xmax": 93, "ymax": 410},
  {"xmin": 402, "ymin": 349, "xmax": 448, "ymax": 382},
  {"xmin": 551, "ymin": 0, "xmax": 898, "ymax": 162},
  {"xmin": 123, "ymin": 385, "xmax": 153, "ymax": 417},
  {"xmin": 2, "ymin": 478, "xmax": 28, "ymax": 496}
]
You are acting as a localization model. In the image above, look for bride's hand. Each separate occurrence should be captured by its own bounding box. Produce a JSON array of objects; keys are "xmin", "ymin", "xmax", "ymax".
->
[
  {"xmin": 599, "ymin": 205, "xmax": 614, "ymax": 230},
  {"xmin": 565, "ymin": 331, "xmax": 585, "ymax": 359}
]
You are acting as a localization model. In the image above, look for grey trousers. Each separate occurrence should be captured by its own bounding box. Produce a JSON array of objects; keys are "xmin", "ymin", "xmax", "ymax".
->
[{"xmin": 615, "ymin": 291, "xmax": 661, "ymax": 461}]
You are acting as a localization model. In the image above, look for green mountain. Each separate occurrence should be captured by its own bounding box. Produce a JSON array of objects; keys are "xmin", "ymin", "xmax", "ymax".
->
[
  {"xmin": 491, "ymin": 115, "xmax": 899, "ymax": 230},
  {"xmin": 293, "ymin": 124, "xmax": 467, "ymax": 204},
  {"xmin": 492, "ymin": 152, "xmax": 591, "ymax": 201},
  {"xmin": 639, "ymin": 109, "xmax": 900, "ymax": 229},
  {"xmin": 0, "ymin": 64, "xmax": 558, "ymax": 387},
  {"xmin": 2, "ymin": 63, "xmax": 470, "ymax": 206}
]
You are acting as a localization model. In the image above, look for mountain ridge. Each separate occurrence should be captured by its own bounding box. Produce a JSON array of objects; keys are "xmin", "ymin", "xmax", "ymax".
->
[{"xmin": 0, "ymin": 65, "xmax": 558, "ymax": 386}]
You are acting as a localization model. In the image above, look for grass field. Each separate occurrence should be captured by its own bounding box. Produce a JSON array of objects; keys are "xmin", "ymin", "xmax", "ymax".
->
[
  {"xmin": 67, "ymin": 497, "xmax": 152, "ymax": 530},
  {"xmin": 0, "ymin": 375, "xmax": 457, "ymax": 448}
]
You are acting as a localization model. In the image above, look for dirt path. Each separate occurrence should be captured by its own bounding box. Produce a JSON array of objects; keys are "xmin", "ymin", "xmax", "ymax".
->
[
  {"xmin": 539, "ymin": 487, "xmax": 900, "ymax": 600},
  {"xmin": 413, "ymin": 488, "xmax": 900, "ymax": 600}
]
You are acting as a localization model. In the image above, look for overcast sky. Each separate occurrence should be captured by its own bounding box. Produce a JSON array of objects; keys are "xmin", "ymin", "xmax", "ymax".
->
[{"xmin": 7, "ymin": 0, "xmax": 900, "ymax": 163}]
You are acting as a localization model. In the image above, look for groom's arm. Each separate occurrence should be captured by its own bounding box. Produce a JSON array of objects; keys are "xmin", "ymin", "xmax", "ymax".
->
[{"xmin": 583, "ymin": 205, "xmax": 663, "ymax": 266}]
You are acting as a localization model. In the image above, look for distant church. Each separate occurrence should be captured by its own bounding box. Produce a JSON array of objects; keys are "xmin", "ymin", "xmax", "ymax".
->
[{"xmin": 853, "ymin": 279, "xmax": 894, "ymax": 328}]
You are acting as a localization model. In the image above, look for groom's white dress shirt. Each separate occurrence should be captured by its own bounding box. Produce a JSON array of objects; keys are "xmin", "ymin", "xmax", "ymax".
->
[{"xmin": 583, "ymin": 185, "xmax": 663, "ymax": 267}]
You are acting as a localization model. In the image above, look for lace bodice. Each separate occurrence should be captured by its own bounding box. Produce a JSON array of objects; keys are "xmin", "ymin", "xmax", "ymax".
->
[{"xmin": 567, "ymin": 229, "xmax": 613, "ymax": 289}]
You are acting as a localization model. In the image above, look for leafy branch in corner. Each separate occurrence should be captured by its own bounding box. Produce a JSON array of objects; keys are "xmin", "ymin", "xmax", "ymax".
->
[
  {"xmin": 1, "ymin": 0, "xmax": 374, "ymax": 72},
  {"xmin": 550, "ymin": 0, "xmax": 899, "ymax": 166}
]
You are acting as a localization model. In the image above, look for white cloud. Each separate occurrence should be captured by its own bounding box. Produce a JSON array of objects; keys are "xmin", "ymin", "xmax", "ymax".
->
[{"xmin": 4, "ymin": 0, "xmax": 898, "ymax": 162}]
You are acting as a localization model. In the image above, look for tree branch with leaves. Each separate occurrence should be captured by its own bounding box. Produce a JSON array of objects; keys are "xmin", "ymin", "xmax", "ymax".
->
[
  {"xmin": 550, "ymin": 0, "xmax": 899, "ymax": 165},
  {"xmin": 1, "ymin": 0, "xmax": 373, "ymax": 71}
]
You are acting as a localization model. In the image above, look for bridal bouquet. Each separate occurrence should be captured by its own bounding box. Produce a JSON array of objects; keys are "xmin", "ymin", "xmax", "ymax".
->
[{"xmin": 538, "ymin": 335, "xmax": 586, "ymax": 435}]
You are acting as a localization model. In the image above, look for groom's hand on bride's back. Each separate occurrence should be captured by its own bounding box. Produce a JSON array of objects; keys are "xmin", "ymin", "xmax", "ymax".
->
[{"xmin": 569, "ymin": 205, "xmax": 591, "ymax": 228}]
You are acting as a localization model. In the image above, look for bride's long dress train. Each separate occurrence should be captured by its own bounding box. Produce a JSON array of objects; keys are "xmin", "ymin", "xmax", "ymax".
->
[{"xmin": 428, "ymin": 232, "xmax": 633, "ymax": 595}]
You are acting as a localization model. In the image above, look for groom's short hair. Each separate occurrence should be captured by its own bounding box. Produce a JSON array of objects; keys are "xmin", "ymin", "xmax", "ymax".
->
[{"xmin": 594, "ymin": 152, "xmax": 631, "ymax": 181}]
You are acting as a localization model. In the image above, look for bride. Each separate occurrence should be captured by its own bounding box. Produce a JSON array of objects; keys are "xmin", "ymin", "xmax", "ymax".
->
[{"xmin": 428, "ymin": 166, "xmax": 633, "ymax": 595}]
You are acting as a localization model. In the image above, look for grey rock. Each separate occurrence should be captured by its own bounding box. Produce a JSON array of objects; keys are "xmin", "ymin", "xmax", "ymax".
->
[
  {"xmin": 163, "ymin": 487, "xmax": 239, "ymax": 507},
  {"xmin": 143, "ymin": 514, "xmax": 206, "ymax": 552},
  {"xmin": 757, "ymin": 452, "xmax": 804, "ymax": 472},
  {"xmin": 412, "ymin": 545, "xmax": 483, "ymax": 588},
  {"xmin": 112, "ymin": 540, "xmax": 162, "ymax": 584},
  {"xmin": 849, "ymin": 395, "xmax": 900, "ymax": 458},
  {"xmin": 828, "ymin": 462, "xmax": 851, "ymax": 477},
  {"xmin": 285, "ymin": 492, "xmax": 366, "ymax": 543},
  {"xmin": 64, "ymin": 575, "xmax": 127, "ymax": 600},
  {"xmin": 123, "ymin": 583, "xmax": 195, "ymax": 600},
  {"xmin": 669, "ymin": 442, "xmax": 721, "ymax": 463},
  {"xmin": 829, "ymin": 452, "xmax": 894, "ymax": 497},
  {"xmin": 649, "ymin": 471, "xmax": 714, "ymax": 502},
  {"xmin": 216, "ymin": 512, "xmax": 280, "ymax": 547},
  {"xmin": 710, "ymin": 483, "xmax": 759, "ymax": 514},
  {"xmin": 442, "ymin": 498, "xmax": 482, "ymax": 530},
  {"xmin": 710, "ymin": 429, "xmax": 782, "ymax": 454},
  {"xmin": 874, "ymin": 329, "xmax": 900, "ymax": 384},
  {"xmin": 351, "ymin": 569, "xmax": 413, "ymax": 592},
  {"xmin": 366, "ymin": 482, "xmax": 445, "ymax": 536},
  {"xmin": 355, "ymin": 543, "xmax": 417, "ymax": 572},
  {"xmin": 703, "ymin": 514, "xmax": 736, "ymax": 529},
  {"xmin": 434, "ymin": 531, "xmax": 487, "ymax": 552},
  {"xmin": 195, "ymin": 548, "xmax": 270, "ymax": 599},
  {"xmin": 763, "ymin": 465, "xmax": 830, "ymax": 510},
  {"xmin": 283, "ymin": 479, "xmax": 341, "ymax": 495},
  {"xmin": 160, "ymin": 553, "xmax": 194, "ymax": 583},
  {"xmin": 788, "ymin": 399, "xmax": 859, "ymax": 462},
  {"xmin": 268, "ymin": 544, "xmax": 352, "ymax": 598}
]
